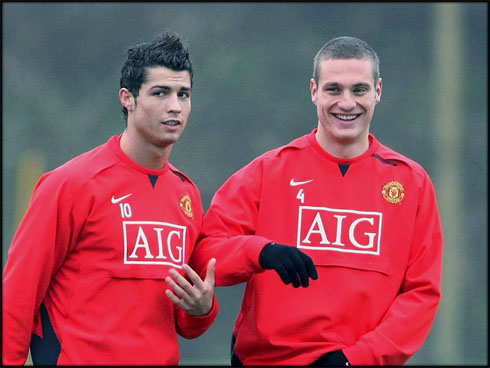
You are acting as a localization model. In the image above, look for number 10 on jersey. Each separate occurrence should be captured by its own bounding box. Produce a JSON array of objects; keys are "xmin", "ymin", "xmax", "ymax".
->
[{"xmin": 120, "ymin": 203, "xmax": 132, "ymax": 218}]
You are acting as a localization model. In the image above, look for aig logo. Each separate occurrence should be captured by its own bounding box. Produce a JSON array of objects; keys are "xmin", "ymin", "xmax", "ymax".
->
[
  {"xmin": 123, "ymin": 221, "xmax": 186, "ymax": 268},
  {"xmin": 297, "ymin": 206, "xmax": 382, "ymax": 255}
]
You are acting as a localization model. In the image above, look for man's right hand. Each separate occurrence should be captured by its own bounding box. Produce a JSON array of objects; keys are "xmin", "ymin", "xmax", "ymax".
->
[{"xmin": 259, "ymin": 242, "xmax": 318, "ymax": 287}]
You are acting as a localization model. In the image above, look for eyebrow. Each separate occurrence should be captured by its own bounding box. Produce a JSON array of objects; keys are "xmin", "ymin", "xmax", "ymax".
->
[
  {"xmin": 324, "ymin": 82, "xmax": 371, "ymax": 89},
  {"xmin": 149, "ymin": 85, "xmax": 192, "ymax": 92}
]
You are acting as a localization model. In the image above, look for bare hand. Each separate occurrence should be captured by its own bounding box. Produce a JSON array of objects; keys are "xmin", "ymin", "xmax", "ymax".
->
[{"xmin": 165, "ymin": 258, "xmax": 216, "ymax": 316}]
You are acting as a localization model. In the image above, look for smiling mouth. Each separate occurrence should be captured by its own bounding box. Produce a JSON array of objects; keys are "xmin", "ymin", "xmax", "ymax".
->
[{"xmin": 333, "ymin": 113, "xmax": 361, "ymax": 121}]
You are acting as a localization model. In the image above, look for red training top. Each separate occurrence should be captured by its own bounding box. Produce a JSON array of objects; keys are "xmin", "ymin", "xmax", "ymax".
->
[
  {"xmin": 3, "ymin": 135, "xmax": 218, "ymax": 365},
  {"xmin": 192, "ymin": 129, "xmax": 443, "ymax": 366}
]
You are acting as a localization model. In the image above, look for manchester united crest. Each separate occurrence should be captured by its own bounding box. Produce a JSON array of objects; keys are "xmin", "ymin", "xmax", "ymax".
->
[
  {"xmin": 382, "ymin": 180, "xmax": 405, "ymax": 204},
  {"xmin": 180, "ymin": 194, "xmax": 193, "ymax": 218}
]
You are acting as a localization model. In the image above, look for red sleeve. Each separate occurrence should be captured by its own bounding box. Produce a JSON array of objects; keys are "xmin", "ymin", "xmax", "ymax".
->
[
  {"xmin": 175, "ymin": 207, "xmax": 219, "ymax": 340},
  {"xmin": 2, "ymin": 173, "xmax": 81, "ymax": 365},
  {"xmin": 175, "ymin": 294, "xmax": 219, "ymax": 339},
  {"xmin": 190, "ymin": 159, "xmax": 271, "ymax": 286},
  {"xmin": 343, "ymin": 172, "xmax": 443, "ymax": 365}
]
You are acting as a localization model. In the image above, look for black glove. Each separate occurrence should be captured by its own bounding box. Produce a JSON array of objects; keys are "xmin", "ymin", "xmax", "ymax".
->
[
  {"xmin": 259, "ymin": 242, "xmax": 318, "ymax": 287},
  {"xmin": 310, "ymin": 350, "xmax": 350, "ymax": 366}
]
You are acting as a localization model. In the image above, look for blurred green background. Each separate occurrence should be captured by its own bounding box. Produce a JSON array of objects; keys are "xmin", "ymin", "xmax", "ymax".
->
[{"xmin": 2, "ymin": 2, "xmax": 487, "ymax": 365}]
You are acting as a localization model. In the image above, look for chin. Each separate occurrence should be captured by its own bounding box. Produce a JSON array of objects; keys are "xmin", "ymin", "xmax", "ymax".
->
[
  {"xmin": 150, "ymin": 137, "xmax": 175, "ymax": 148},
  {"xmin": 160, "ymin": 133, "xmax": 182, "ymax": 144},
  {"xmin": 334, "ymin": 130, "xmax": 360, "ymax": 140}
]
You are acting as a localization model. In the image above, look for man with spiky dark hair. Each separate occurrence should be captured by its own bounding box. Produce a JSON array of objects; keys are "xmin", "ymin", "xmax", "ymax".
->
[{"xmin": 3, "ymin": 31, "xmax": 218, "ymax": 365}]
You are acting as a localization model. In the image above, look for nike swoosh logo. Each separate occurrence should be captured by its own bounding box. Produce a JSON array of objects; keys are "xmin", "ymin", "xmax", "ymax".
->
[
  {"xmin": 290, "ymin": 179, "xmax": 313, "ymax": 186},
  {"xmin": 111, "ymin": 193, "xmax": 132, "ymax": 203}
]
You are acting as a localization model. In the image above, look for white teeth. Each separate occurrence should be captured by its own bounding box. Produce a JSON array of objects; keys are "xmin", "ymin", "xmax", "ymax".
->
[
  {"xmin": 164, "ymin": 121, "xmax": 179, "ymax": 126},
  {"xmin": 335, "ymin": 114, "xmax": 357, "ymax": 121}
]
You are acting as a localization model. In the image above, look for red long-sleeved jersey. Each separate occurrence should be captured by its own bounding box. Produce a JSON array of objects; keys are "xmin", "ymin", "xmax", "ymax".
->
[
  {"xmin": 191, "ymin": 129, "xmax": 443, "ymax": 365},
  {"xmin": 2, "ymin": 135, "xmax": 218, "ymax": 365}
]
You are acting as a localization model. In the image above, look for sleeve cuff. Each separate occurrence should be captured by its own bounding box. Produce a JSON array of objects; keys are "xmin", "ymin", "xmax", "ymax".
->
[
  {"xmin": 177, "ymin": 294, "xmax": 219, "ymax": 339},
  {"xmin": 342, "ymin": 340, "xmax": 377, "ymax": 366}
]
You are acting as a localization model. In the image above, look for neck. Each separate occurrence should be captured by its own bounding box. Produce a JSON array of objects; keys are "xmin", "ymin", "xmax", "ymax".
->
[
  {"xmin": 120, "ymin": 130, "xmax": 171, "ymax": 170},
  {"xmin": 315, "ymin": 129, "xmax": 369, "ymax": 159}
]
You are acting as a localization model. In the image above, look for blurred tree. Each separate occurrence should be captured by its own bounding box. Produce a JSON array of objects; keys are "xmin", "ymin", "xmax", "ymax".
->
[{"xmin": 426, "ymin": 2, "xmax": 465, "ymax": 362}]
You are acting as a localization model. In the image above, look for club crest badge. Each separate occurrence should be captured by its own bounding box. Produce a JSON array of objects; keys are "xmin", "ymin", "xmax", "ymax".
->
[
  {"xmin": 382, "ymin": 180, "xmax": 405, "ymax": 204},
  {"xmin": 180, "ymin": 194, "xmax": 193, "ymax": 218}
]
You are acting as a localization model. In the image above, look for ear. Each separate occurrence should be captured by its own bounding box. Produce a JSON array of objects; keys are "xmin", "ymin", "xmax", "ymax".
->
[
  {"xmin": 375, "ymin": 78, "xmax": 382, "ymax": 104},
  {"xmin": 119, "ymin": 88, "xmax": 135, "ymax": 112},
  {"xmin": 310, "ymin": 78, "xmax": 318, "ymax": 105}
]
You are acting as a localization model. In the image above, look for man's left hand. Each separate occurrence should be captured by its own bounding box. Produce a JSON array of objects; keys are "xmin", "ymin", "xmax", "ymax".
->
[{"xmin": 165, "ymin": 258, "xmax": 216, "ymax": 316}]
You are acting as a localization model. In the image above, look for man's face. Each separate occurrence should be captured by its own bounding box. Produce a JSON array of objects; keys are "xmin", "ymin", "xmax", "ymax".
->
[
  {"xmin": 310, "ymin": 58, "xmax": 382, "ymax": 157},
  {"xmin": 126, "ymin": 66, "xmax": 192, "ymax": 149}
]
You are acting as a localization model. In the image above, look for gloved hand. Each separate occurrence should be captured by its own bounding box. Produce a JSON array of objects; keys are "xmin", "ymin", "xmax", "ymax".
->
[
  {"xmin": 310, "ymin": 350, "xmax": 350, "ymax": 366},
  {"xmin": 259, "ymin": 242, "xmax": 318, "ymax": 287}
]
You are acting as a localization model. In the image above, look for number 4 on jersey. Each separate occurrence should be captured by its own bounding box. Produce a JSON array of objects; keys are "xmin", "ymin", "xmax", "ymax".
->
[{"xmin": 296, "ymin": 188, "xmax": 305, "ymax": 203}]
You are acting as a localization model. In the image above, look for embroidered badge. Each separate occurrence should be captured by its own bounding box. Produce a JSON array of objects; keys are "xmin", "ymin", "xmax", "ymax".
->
[
  {"xmin": 382, "ymin": 181, "xmax": 405, "ymax": 204},
  {"xmin": 180, "ymin": 194, "xmax": 193, "ymax": 218}
]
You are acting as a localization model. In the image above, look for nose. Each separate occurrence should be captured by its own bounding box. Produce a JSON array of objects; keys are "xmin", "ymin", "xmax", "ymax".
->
[
  {"xmin": 337, "ymin": 91, "xmax": 356, "ymax": 110},
  {"xmin": 167, "ymin": 94, "xmax": 182, "ymax": 113}
]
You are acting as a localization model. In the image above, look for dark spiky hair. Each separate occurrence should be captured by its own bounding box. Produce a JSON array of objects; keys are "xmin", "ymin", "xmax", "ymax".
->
[{"xmin": 119, "ymin": 31, "xmax": 193, "ymax": 122}]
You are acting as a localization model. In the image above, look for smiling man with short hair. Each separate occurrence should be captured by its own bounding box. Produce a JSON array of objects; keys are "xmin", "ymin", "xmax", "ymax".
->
[{"xmin": 191, "ymin": 36, "xmax": 443, "ymax": 366}]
